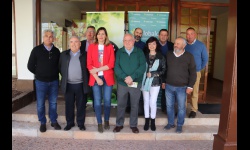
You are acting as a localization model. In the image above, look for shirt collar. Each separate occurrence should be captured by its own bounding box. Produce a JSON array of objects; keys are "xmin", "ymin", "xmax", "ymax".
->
[
  {"xmin": 70, "ymin": 49, "xmax": 80, "ymax": 56},
  {"xmin": 159, "ymin": 41, "xmax": 167, "ymax": 46},
  {"xmin": 188, "ymin": 39, "xmax": 196, "ymax": 45},
  {"xmin": 125, "ymin": 46, "xmax": 134, "ymax": 55},
  {"xmin": 173, "ymin": 49, "xmax": 185, "ymax": 57},
  {"xmin": 43, "ymin": 44, "xmax": 53, "ymax": 51}
]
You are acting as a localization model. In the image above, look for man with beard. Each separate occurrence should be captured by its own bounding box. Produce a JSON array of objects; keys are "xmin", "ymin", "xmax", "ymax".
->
[
  {"xmin": 163, "ymin": 37, "xmax": 196, "ymax": 133},
  {"xmin": 134, "ymin": 27, "xmax": 146, "ymax": 52}
]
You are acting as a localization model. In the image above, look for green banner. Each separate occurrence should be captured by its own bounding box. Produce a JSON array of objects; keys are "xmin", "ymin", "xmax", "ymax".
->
[
  {"xmin": 128, "ymin": 11, "xmax": 169, "ymax": 43},
  {"xmin": 86, "ymin": 11, "xmax": 125, "ymax": 49}
]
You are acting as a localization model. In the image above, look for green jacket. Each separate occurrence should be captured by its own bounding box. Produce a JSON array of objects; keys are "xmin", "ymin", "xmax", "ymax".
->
[{"xmin": 115, "ymin": 46, "xmax": 146, "ymax": 86}]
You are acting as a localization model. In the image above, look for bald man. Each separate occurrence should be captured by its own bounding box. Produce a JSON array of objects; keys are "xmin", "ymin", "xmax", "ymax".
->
[{"xmin": 113, "ymin": 33, "xmax": 146, "ymax": 134}]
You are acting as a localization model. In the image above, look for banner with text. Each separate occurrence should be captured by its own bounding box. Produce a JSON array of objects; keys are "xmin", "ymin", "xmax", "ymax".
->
[
  {"xmin": 128, "ymin": 11, "xmax": 169, "ymax": 43},
  {"xmin": 86, "ymin": 11, "xmax": 125, "ymax": 48}
]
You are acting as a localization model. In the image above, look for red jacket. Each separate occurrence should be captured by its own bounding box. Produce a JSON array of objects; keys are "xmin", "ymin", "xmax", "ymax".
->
[{"xmin": 87, "ymin": 43, "xmax": 115, "ymax": 86}]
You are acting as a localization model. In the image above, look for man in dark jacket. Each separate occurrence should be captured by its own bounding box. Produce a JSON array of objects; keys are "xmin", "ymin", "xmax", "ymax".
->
[
  {"xmin": 27, "ymin": 29, "xmax": 61, "ymax": 132},
  {"xmin": 59, "ymin": 35, "xmax": 90, "ymax": 131},
  {"xmin": 158, "ymin": 29, "xmax": 174, "ymax": 113}
]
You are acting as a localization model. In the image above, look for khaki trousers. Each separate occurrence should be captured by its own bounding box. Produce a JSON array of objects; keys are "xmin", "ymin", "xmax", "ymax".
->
[{"xmin": 187, "ymin": 72, "xmax": 201, "ymax": 112}]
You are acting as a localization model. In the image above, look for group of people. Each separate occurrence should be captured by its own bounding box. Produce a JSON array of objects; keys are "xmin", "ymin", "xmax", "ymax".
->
[{"xmin": 27, "ymin": 25, "xmax": 208, "ymax": 134}]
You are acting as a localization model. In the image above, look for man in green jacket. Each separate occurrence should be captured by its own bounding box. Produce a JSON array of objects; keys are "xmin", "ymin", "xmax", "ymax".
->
[{"xmin": 113, "ymin": 33, "xmax": 146, "ymax": 134}]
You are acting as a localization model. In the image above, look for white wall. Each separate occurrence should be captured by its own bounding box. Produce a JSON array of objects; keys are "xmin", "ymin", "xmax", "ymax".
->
[
  {"xmin": 15, "ymin": 0, "xmax": 36, "ymax": 80},
  {"xmin": 213, "ymin": 12, "xmax": 228, "ymax": 80},
  {"xmin": 41, "ymin": 1, "xmax": 96, "ymax": 26}
]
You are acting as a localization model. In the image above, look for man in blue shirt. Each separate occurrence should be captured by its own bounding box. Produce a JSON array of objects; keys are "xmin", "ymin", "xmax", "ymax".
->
[{"xmin": 185, "ymin": 27, "xmax": 208, "ymax": 118}]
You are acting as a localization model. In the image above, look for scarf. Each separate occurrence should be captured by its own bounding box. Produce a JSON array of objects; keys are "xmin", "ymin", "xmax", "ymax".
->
[{"xmin": 141, "ymin": 59, "xmax": 159, "ymax": 91}]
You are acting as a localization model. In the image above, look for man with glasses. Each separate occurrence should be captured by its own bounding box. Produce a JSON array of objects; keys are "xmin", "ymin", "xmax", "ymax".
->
[
  {"xmin": 113, "ymin": 33, "xmax": 146, "ymax": 134},
  {"xmin": 27, "ymin": 29, "xmax": 61, "ymax": 132}
]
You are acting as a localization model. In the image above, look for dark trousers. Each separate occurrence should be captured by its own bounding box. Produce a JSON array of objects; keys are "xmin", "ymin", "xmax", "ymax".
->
[
  {"xmin": 65, "ymin": 83, "xmax": 86, "ymax": 126},
  {"xmin": 161, "ymin": 88, "xmax": 166, "ymax": 111},
  {"xmin": 85, "ymin": 88, "xmax": 94, "ymax": 109}
]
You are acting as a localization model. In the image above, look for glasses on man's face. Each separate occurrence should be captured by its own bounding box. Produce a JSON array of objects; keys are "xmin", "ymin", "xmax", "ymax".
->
[{"xmin": 123, "ymin": 39, "xmax": 133, "ymax": 42}]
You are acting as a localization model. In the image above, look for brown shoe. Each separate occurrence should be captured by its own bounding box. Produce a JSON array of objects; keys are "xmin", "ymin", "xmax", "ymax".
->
[
  {"xmin": 130, "ymin": 127, "xmax": 139, "ymax": 133},
  {"xmin": 113, "ymin": 126, "xmax": 123, "ymax": 133}
]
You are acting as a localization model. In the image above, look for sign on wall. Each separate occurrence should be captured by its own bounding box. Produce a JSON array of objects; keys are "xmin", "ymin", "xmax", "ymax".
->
[
  {"xmin": 128, "ymin": 11, "xmax": 169, "ymax": 43},
  {"xmin": 86, "ymin": 11, "xmax": 125, "ymax": 49}
]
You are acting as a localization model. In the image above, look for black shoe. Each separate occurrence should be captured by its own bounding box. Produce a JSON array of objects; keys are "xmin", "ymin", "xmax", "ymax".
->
[
  {"xmin": 64, "ymin": 124, "xmax": 75, "ymax": 131},
  {"xmin": 51, "ymin": 122, "xmax": 61, "ymax": 130},
  {"xmin": 189, "ymin": 111, "xmax": 196, "ymax": 118},
  {"xmin": 40, "ymin": 124, "xmax": 46, "ymax": 132},
  {"xmin": 79, "ymin": 125, "xmax": 86, "ymax": 131}
]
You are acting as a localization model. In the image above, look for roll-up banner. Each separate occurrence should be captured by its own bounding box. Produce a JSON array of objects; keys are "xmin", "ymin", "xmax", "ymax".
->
[
  {"xmin": 86, "ymin": 11, "xmax": 125, "ymax": 49},
  {"xmin": 128, "ymin": 11, "xmax": 169, "ymax": 43}
]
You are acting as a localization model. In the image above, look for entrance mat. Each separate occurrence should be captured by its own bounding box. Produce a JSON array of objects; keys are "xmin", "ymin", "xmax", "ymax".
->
[{"xmin": 198, "ymin": 104, "xmax": 221, "ymax": 114}]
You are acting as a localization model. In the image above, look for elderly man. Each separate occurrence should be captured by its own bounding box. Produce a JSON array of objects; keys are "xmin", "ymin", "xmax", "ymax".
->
[
  {"xmin": 163, "ymin": 37, "xmax": 196, "ymax": 133},
  {"xmin": 125, "ymin": 27, "xmax": 146, "ymax": 114},
  {"xmin": 113, "ymin": 33, "xmax": 146, "ymax": 134},
  {"xmin": 59, "ymin": 35, "xmax": 90, "ymax": 131}
]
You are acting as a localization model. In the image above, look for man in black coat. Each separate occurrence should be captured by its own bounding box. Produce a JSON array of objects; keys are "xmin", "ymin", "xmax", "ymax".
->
[
  {"xmin": 59, "ymin": 35, "xmax": 90, "ymax": 131},
  {"xmin": 27, "ymin": 29, "xmax": 61, "ymax": 132},
  {"xmin": 158, "ymin": 29, "xmax": 174, "ymax": 113}
]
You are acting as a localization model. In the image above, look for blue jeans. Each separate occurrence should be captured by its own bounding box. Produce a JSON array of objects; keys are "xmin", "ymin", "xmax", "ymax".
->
[
  {"xmin": 92, "ymin": 76, "xmax": 113, "ymax": 124},
  {"xmin": 165, "ymin": 84, "xmax": 187, "ymax": 127},
  {"xmin": 35, "ymin": 79, "xmax": 59, "ymax": 124}
]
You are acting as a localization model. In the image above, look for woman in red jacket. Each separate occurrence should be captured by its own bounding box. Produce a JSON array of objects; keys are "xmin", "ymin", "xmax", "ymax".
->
[{"xmin": 87, "ymin": 27, "xmax": 115, "ymax": 133}]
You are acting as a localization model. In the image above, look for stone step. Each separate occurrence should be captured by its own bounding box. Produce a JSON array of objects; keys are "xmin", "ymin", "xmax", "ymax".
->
[
  {"xmin": 12, "ymin": 113, "xmax": 219, "ymax": 126},
  {"xmin": 12, "ymin": 121, "xmax": 218, "ymax": 141},
  {"xmin": 12, "ymin": 101, "xmax": 220, "ymax": 126}
]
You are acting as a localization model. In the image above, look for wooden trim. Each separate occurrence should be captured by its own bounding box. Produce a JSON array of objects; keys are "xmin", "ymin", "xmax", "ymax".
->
[
  {"xmin": 209, "ymin": 18, "xmax": 217, "ymax": 78},
  {"xmin": 102, "ymin": 0, "xmax": 105, "ymax": 11},
  {"xmin": 36, "ymin": 0, "xmax": 41, "ymax": 45},
  {"xmin": 96, "ymin": 0, "xmax": 100, "ymax": 11},
  {"xmin": 170, "ymin": 0, "xmax": 177, "ymax": 42},
  {"xmin": 213, "ymin": 0, "xmax": 237, "ymax": 149},
  {"xmin": 12, "ymin": 0, "xmax": 18, "ymax": 78},
  {"xmin": 181, "ymin": 1, "xmax": 229, "ymax": 7}
]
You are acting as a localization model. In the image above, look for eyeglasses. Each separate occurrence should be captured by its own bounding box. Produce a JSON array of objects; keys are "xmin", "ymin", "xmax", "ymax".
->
[{"xmin": 123, "ymin": 40, "xmax": 134, "ymax": 42}]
